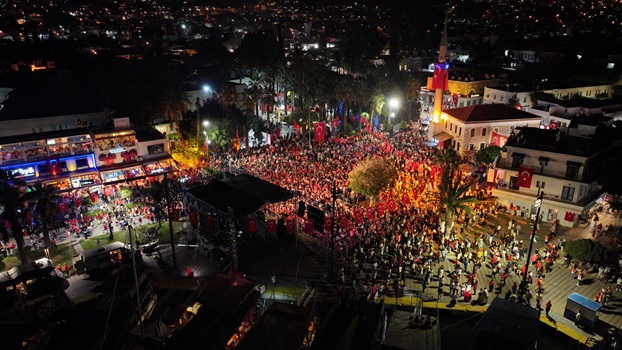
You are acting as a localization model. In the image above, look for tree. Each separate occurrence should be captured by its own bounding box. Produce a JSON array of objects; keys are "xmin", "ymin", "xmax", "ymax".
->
[
  {"xmin": 24, "ymin": 182, "xmax": 61, "ymax": 248},
  {"xmin": 475, "ymin": 146, "xmax": 502, "ymax": 165},
  {"xmin": 0, "ymin": 172, "xmax": 29, "ymax": 264},
  {"xmin": 565, "ymin": 239, "xmax": 605, "ymax": 263},
  {"xmin": 142, "ymin": 180, "xmax": 167, "ymax": 229},
  {"xmin": 433, "ymin": 148, "xmax": 477, "ymax": 238},
  {"xmin": 160, "ymin": 85, "xmax": 190, "ymax": 141},
  {"xmin": 348, "ymin": 157, "xmax": 398, "ymax": 206}
]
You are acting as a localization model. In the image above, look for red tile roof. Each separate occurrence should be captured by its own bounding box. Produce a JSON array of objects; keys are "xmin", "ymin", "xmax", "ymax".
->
[{"xmin": 443, "ymin": 103, "xmax": 541, "ymax": 123}]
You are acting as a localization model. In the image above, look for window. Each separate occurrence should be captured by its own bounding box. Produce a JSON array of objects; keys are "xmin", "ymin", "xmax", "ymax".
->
[
  {"xmin": 509, "ymin": 176, "xmax": 519, "ymax": 190},
  {"xmin": 75, "ymin": 158, "xmax": 89, "ymax": 170},
  {"xmin": 566, "ymin": 164, "xmax": 579, "ymax": 180},
  {"xmin": 511, "ymin": 156, "xmax": 523, "ymax": 168},
  {"xmin": 493, "ymin": 94, "xmax": 497, "ymax": 99},
  {"xmin": 479, "ymin": 142, "xmax": 486, "ymax": 150},
  {"xmin": 493, "ymin": 128, "xmax": 499, "ymax": 133},
  {"xmin": 459, "ymin": 127, "xmax": 462, "ymax": 136},
  {"xmin": 561, "ymin": 186, "xmax": 575, "ymax": 201},
  {"xmin": 470, "ymin": 129, "xmax": 475, "ymax": 137},
  {"xmin": 579, "ymin": 186, "xmax": 585, "ymax": 197},
  {"xmin": 445, "ymin": 121, "xmax": 447, "ymax": 129},
  {"xmin": 469, "ymin": 144, "xmax": 475, "ymax": 151},
  {"xmin": 482, "ymin": 128, "xmax": 487, "ymax": 137},
  {"xmin": 457, "ymin": 142, "xmax": 461, "ymax": 151},
  {"xmin": 523, "ymin": 97, "xmax": 527, "ymax": 103}
]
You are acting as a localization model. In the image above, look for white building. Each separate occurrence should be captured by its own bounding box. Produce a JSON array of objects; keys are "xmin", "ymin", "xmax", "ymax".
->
[
  {"xmin": 491, "ymin": 123, "xmax": 612, "ymax": 227},
  {"xmin": 428, "ymin": 104, "xmax": 542, "ymax": 154}
]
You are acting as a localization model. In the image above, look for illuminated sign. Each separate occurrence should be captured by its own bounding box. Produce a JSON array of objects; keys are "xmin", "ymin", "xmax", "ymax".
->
[
  {"xmin": 10, "ymin": 166, "xmax": 36, "ymax": 178},
  {"xmin": 108, "ymin": 145, "xmax": 126, "ymax": 154},
  {"xmin": 80, "ymin": 179, "xmax": 96, "ymax": 186}
]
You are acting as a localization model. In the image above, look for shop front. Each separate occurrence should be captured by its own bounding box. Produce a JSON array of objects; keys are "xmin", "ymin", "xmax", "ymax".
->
[
  {"xmin": 101, "ymin": 165, "xmax": 146, "ymax": 183},
  {"xmin": 70, "ymin": 172, "xmax": 102, "ymax": 189},
  {"xmin": 143, "ymin": 158, "xmax": 179, "ymax": 175}
]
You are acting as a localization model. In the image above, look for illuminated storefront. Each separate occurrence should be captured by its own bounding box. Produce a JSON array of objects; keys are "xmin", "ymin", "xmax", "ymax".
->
[
  {"xmin": 143, "ymin": 158, "xmax": 178, "ymax": 175},
  {"xmin": 100, "ymin": 165, "xmax": 145, "ymax": 183}
]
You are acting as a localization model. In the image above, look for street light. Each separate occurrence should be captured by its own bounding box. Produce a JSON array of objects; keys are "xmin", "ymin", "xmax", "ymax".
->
[
  {"xmin": 202, "ymin": 120, "xmax": 210, "ymax": 159},
  {"xmin": 388, "ymin": 97, "xmax": 399, "ymax": 130}
]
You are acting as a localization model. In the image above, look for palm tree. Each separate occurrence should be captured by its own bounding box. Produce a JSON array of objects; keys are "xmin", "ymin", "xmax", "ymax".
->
[
  {"xmin": 433, "ymin": 148, "xmax": 477, "ymax": 238},
  {"xmin": 24, "ymin": 182, "xmax": 61, "ymax": 248},
  {"xmin": 0, "ymin": 172, "xmax": 29, "ymax": 264}
]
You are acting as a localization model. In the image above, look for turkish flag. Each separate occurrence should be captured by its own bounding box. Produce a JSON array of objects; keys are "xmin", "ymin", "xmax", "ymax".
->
[
  {"xmin": 267, "ymin": 220, "xmax": 277, "ymax": 233},
  {"xmin": 305, "ymin": 219, "xmax": 314, "ymax": 233},
  {"xmin": 286, "ymin": 219, "xmax": 296, "ymax": 234},
  {"xmin": 90, "ymin": 192, "xmax": 99, "ymax": 203},
  {"xmin": 247, "ymin": 218, "xmax": 257, "ymax": 232},
  {"xmin": 490, "ymin": 131, "xmax": 508, "ymax": 147},
  {"xmin": 387, "ymin": 199, "xmax": 396, "ymax": 213},
  {"xmin": 354, "ymin": 209, "xmax": 363, "ymax": 224},
  {"xmin": 402, "ymin": 193, "xmax": 410, "ymax": 206},
  {"xmin": 75, "ymin": 197, "xmax": 82, "ymax": 207},
  {"xmin": 189, "ymin": 211, "xmax": 198, "ymax": 227},
  {"xmin": 564, "ymin": 212, "xmax": 576, "ymax": 222},
  {"xmin": 204, "ymin": 214, "xmax": 214, "ymax": 228},
  {"xmin": 169, "ymin": 209, "xmax": 180, "ymax": 221},
  {"xmin": 517, "ymin": 166, "xmax": 534, "ymax": 188},
  {"xmin": 339, "ymin": 215, "xmax": 351, "ymax": 229},
  {"xmin": 324, "ymin": 216, "xmax": 333, "ymax": 233},
  {"xmin": 314, "ymin": 122, "xmax": 326, "ymax": 143},
  {"xmin": 432, "ymin": 62, "xmax": 449, "ymax": 90},
  {"xmin": 366, "ymin": 207, "xmax": 374, "ymax": 220},
  {"xmin": 378, "ymin": 202, "xmax": 386, "ymax": 217}
]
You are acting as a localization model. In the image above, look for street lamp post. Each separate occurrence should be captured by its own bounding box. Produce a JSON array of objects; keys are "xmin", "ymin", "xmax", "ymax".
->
[
  {"xmin": 521, "ymin": 192, "xmax": 544, "ymax": 295},
  {"xmin": 388, "ymin": 98, "xmax": 399, "ymax": 131},
  {"xmin": 202, "ymin": 120, "xmax": 209, "ymax": 160}
]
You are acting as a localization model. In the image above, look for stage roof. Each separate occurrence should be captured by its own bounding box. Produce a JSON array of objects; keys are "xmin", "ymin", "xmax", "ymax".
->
[{"xmin": 187, "ymin": 174, "xmax": 293, "ymax": 217}]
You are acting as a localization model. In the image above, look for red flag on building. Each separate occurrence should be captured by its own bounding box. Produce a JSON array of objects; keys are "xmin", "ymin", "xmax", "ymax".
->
[
  {"xmin": 304, "ymin": 219, "xmax": 314, "ymax": 233},
  {"xmin": 75, "ymin": 197, "xmax": 82, "ymax": 207},
  {"xmin": 324, "ymin": 216, "xmax": 333, "ymax": 233},
  {"xmin": 517, "ymin": 166, "xmax": 534, "ymax": 188},
  {"xmin": 564, "ymin": 212, "xmax": 576, "ymax": 222},
  {"xmin": 267, "ymin": 220, "xmax": 277, "ymax": 233},
  {"xmin": 431, "ymin": 62, "xmax": 449, "ymax": 90},
  {"xmin": 286, "ymin": 219, "xmax": 296, "ymax": 234},
  {"xmin": 247, "ymin": 218, "xmax": 257, "ymax": 232},
  {"xmin": 490, "ymin": 131, "xmax": 508, "ymax": 147},
  {"xmin": 314, "ymin": 122, "xmax": 326, "ymax": 143}
]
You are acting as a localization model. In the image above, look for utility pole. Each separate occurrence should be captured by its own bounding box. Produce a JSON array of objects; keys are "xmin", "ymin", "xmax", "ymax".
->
[
  {"xmin": 163, "ymin": 173, "xmax": 177, "ymax": 268},
  {"xmin": 521, "ymin": 191, "xmax": 544, "ymax": 292},
  {"xmin": 128, "ymin": 224, "xmax": 145, "ymax": 339}
]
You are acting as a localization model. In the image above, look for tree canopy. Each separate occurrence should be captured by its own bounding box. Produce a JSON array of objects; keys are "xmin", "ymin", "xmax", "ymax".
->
[
  {"xmin": 348, "ymin": 157, "xmax": 398, "ymax": 202},
  {"xmin": 565, "ymin": 239, "xmax": 605, "ymax": 263},
  {"xmin": 475, "ymin": 145, "xmax": 502, "ymax": 165}
]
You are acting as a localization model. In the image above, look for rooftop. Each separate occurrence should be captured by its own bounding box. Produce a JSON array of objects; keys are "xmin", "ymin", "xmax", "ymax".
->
[
  {"xmin": 443, "ymin": 103, "xmax": 541, "ymax": 123},
  {"xmin": 506, "ymin": 127, "xmax": 597, "ymax": 156}
]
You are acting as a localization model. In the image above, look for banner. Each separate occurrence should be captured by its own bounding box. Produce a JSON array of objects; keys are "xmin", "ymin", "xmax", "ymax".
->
[
  {"xmin": 431, "ymin": 62, "xmax": 449, "ymax": 90},
  {"xmin": 387, "ymin": 199, "xmax": 396, "ymax": 212},
  {"xmin": 324, "ymin": 216, "xmax": 333, "ymax": 233},
  {"xmin": 517, "ymin": 166, "xmax": 534, "ymax": 188},
  {"xmin": 286, "ymin": 219, "xmax": 295, "ymax": 234},
  {"xmin": 304, "ymin": 219, "xmax": 314, "ymax": 233},
  {"xmin": 247, "ymin": 218, "xmax": 257, "ymax": 232},
  {"xmin": 267, "ymin": 220, "xmax": 277, "ymax": 233},
  {"xmin": 189, "ymin": 211, "xmax": 198, "ymax": 228},
  {"xmin": 490, "ymin": 131, "xmax": 508, "ymax": 147},
  {"xmin": 314, "ymin": 122, "xmax": 326, "ymax": 143},
  {"xmin": 402, "ymin": 193, "xmax": 410, "ymax": 206},
  {"xmin": 354, "ymin": 209, "xmax": 363, "ymax": 225},
  {"xmin": 564, "ymin": 212, "xmax": 576, "ymax": 222},
  {"xmin": 204, "ymin": 214, "xmax": 214, "ymax": 228}
]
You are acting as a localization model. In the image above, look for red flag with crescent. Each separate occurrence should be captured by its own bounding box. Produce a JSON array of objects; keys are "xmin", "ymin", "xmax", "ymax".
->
[
  {"xmin": 189, "ymin": 211, "xmax": 198, "ymax": 228},
  {"xmin": 517, "ymin": 166, "xmax": 534, "ymax": 188},
  {"xmin": 267, "ymin": 220, "xmax": 277, "ymax": 233},
  {"xmin": 354, "ymin": 209, "xmax": 363, "ymax": 224},
  {"xmin": 314, "ymin": 122, "xmax": 326, "ymax": 143},
  {"xmin": 169, "ymin": 209, "xmax": 180, "ymax": 221},
  {"xmin": 75, "ymin": 197, "xmax": 82, "ymax": 207},
  {"xmin": 286, "ymin": 219, "xmax": 296, "ymax": 234},
  {"xmin": 247, "ymin": 218, "xmax": 257, "ymax": 232},
  {"xmin": 377, "ymin": 202, "xmax": 386, "ymax": 217},
  {"xmin": 388, "ymin": 199, "xmax": 396, "ymax": 212},
  {"xmin": 324, "ymin": 216, "xmax": 333, "ymax": 233},
  {"xmin": 402, "ymin": 193, "xmax": 410, "ymax": 206},
  {"xmin": 366, "ymin": 207, "xmax": 374, "ymax": 220},
  {"xmin": 304, "ymin": 219, "xmax": 314, "ymax": 233}
]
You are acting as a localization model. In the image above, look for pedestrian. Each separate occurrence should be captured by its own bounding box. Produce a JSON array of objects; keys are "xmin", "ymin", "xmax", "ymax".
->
[
  {"xmin": 545, "ymin": 300, "xmax": 552, "ymax": 317},
  {"xmin": 63, "ymin": 263, "xmax": 69, "ymax": 277},
  {"xmin": 56, "ymin": 264, "xmax": 62, "ymax": 276},
  {"xmin": 511, "ymin": 282, "xmax": 518, "ymax": 295},
  {"xmin": 575, "ymin": 310, "xmax": 581, "ymax": 325},
  {"xmin": 488, "ymin": 279, "xmax": 495, "ymax": 293},
  {"xmin": 536, "ymin": 293, "xmax": 542, "ymax": 309},
  {"xmin": 617, "ymin": 276, "xmax": 622, "ymax": 292}
]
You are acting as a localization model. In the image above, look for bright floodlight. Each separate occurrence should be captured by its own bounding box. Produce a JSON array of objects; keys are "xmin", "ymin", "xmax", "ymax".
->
[
  {"xmin": 203, "ymin": 120, "xmax": 209, "ymax": 127},
  {"xmin": 389, "ymin": 98, "xmax": 399, "ymax": 108},
  {"xmin": 203, "ymin": 85, "xmax": 210, "ymax": 93},
  {"xmin": 181, "ymin": 24, "xmax": 187, "ymax": 29}
]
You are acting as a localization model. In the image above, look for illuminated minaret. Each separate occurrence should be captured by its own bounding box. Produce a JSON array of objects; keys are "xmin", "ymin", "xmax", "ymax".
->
[{"xmin": 432, "ymin": 20, "xmax": 449, "ymax": 123}]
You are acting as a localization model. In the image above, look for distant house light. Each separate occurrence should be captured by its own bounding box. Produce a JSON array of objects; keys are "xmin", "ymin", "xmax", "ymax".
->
[{"xmin": 607, "ymin": 62, "xmax": 615, "ymax": 69}]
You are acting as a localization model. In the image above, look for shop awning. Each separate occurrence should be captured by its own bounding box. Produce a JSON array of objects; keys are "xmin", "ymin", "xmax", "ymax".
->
[{"xmin": 432, "ymin": 131, "xmax": 453, "ymax": 143}]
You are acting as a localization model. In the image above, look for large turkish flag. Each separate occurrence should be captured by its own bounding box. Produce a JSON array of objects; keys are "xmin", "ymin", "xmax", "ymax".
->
[
  {"xmin": 517, "ymin": 166, "xmax": 534, "ymax": 188},
  {"xmin": 314, "ymin": 122, "xmax": 326, "ymax": 143}
]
